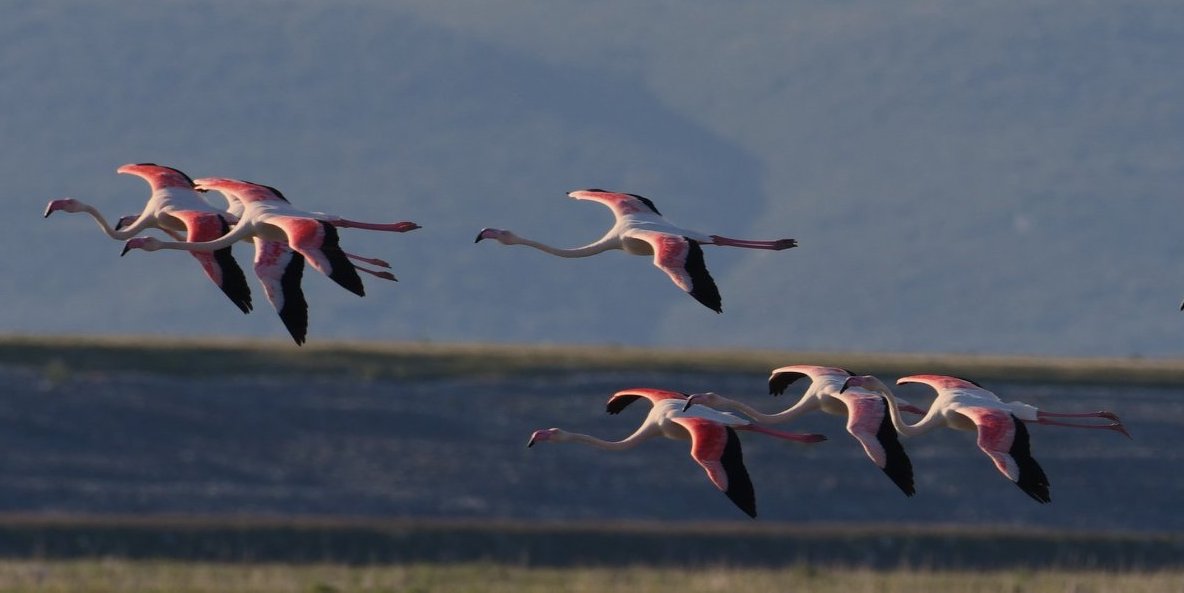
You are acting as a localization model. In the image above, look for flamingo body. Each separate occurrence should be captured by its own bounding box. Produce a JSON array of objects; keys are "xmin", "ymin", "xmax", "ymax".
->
[
  {"xmin": 121, "ymin": 177, "xmax": 375, "ymax": 298},
  {"xmin": 44, "ymin": 163, "xmax": 253, "ymax": 314},
  {"xmin": 476, "ymin": 189, "xmax": 796, "ymax": 313},
  {"xmin": 843, "ymin": 374, "xmax": 1128, "ymax": 503},
  {"xmin": 529, "ymin": 387, "xmax": 826, "ymax": 518},
  {"xmin": 687, "ymin": 365, "xmax": 916, "ymax": 496}
]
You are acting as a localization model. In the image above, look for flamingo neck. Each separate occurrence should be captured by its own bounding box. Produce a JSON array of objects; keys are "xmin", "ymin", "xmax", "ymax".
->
[
  {"xmin": 871, "ymin": 385, "xmax": 936, "ymax": 437},
  {"xmin": 710, "ymin": 396, "xmax": 800, "ymax": 424},
  {"xmin": 511, "ymin": 236, "xmax": 614, "ymax": 258},
  {"xmin": 76, "ymin": 203, "xmax": 139, "ymax": 240},
  {"xmin": 559, "ymin": 431, "xmax": 644, "ymax": 451}
]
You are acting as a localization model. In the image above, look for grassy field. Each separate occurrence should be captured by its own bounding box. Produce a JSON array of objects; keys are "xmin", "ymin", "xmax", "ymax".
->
[
  {"xmin": 5, "ymin": 334, "xmax": 1184, "ymax": 385},
  {"xmin": 0, "ymin": 560, "xmax": 1180, "ymax": 593}
]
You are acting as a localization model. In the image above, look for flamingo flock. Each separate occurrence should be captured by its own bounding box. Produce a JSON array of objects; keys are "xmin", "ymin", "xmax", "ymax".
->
[{"xmin": 44, "ymin": 163, "xmax": 1133, "ymax": 518}]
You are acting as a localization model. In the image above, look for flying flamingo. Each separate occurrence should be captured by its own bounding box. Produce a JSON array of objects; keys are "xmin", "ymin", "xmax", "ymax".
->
[
  {"xmin": 120, "ymin": 177, "xmax": 420, "ymax": 301},
  {"xmin": 527, "ymin": 387, "xmax": 827, "ymax": 518},
  {"xmin": 682, "ymin": 365, "xmax": 928, "ymax": 496},
  {"xmin": 840, "ymin": 374, "xmax": 1129, "ymax": 503},
  {"xmin": 108, "ymin": 191, "xmax": 397, "ymax": 345},
  {"xmin": 44, "ymin": 163, "xmax": 253, "ymax": 314},
  {"xmin": 475, "ymin": 189, "xmax": 797, "ymax": 312}
]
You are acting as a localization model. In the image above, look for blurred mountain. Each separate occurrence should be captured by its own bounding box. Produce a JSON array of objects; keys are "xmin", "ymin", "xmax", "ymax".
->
[{"xmin": 6, "ymin": 0, "xmax": 1184, "ymax": 356}]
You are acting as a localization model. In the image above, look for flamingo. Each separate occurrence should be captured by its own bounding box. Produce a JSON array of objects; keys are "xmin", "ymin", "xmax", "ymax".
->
[
  {"xmin": 110, "ymin": 197, "xmax": 396, "ymax": 346},
  {"xmin": 120, "ymin": 177, "xmax": 420, "ymax": 301},
  {"xmin": 840, "ymin": 374, "xmax": 1130, "ymax": 503},
  {"xmin": 475, "ymin": 189, "xmax": 797, "ymax": 312},
  {"xmin": 527, "ymin": 387, "xmax": 827, "ymax": 518},
  {"xmin": 44, "ymin": 163, "xmax": 253, "ymax": 314},
  {"xmin": 682, "ymin": 365, "xmax": 927, "ymax": 496}
]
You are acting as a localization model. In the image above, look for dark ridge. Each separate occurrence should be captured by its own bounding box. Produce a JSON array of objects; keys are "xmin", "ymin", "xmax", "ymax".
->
[
  {"xmin": 212, "ymin": 215, "xmax": 253, "ymax": 314},
  {"xmin": 719, "ymin": 427, "xmax": 756, "ymax": 518},
  {"xmin": 1010, "ymin": 414, "xmax": 1051, "ymax": 503},
  {"xmin": 876, "ymin": 396, "xmax": 915, "ymax": 496},
  {"xmin": 318, "ymin": 222, "xmax": 365, "ymax": 297},
  {"xmin": 683, "ymin": 240, "xmax": 722, "ymax": 313},
  {"xmin": 277, "ymin": 252, "xmax": 308, "ymax": 346},
  {"xmin": 768, "ymin": 371, "xmax": 808, "ymax": 396},
  {"xmin": 626, "ymin": 193, "xmax": 662, "ymax": 215}
]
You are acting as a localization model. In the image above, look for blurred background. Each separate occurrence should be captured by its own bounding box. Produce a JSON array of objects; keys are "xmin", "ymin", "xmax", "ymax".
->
[
  {"xmin": 1, "ymin": 0, "xmax": 1183, "ymax": 582},
  {"xmin": 7, "ymin": 0, "xmax": 1184, "ymax": 356}
]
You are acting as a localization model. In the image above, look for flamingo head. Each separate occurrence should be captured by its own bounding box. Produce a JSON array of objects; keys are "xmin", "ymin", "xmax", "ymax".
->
[
  {"xmin": 526, "ymin": 428, "xmax": 564, "ymax": 448},
  {"xmin": 474, "ymin": 227, "xmax": 516, "ymax": 245},
  {"xmin": 840, "ymin": 374, "xmax": 892, "ymax": 395},
  {"xmin": 43, "ymin": 198, "xmax": 84, "ymax": 218},
  {"xmin": 681, "ymin": 392, "xmax": 724, "ymax": 413},
  {"xmin": 114, "ymin": 214, "xmax": 140, "ymax": 231},
  {"xmin": 120, "ymin": 236, "xmax": 163, "ymax": 256},
  {"xmin": 117, "ymin": 163, "xmax": 196, "ymax": 189}
]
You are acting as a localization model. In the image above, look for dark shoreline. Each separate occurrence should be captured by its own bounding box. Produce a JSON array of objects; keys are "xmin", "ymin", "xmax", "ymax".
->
[
  {"xmin": 0, "ymin": 515, "xmax": 1177, "ymax": 570},
  {"xmin": 5, "ymin": 335, "xmax": 1184, "ymax": 386}
]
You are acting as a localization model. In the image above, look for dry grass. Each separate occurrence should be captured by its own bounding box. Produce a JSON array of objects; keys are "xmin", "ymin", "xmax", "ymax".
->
[
  {"xmin": 5, "ymin": 334, "xmax": 1184, "ymax": 385},
  {"xmin": 0, "ymin": 560, "xmax": 1179, "ymax": 593}
]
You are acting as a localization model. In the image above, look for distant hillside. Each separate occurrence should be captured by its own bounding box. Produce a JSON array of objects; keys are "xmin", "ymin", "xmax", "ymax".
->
[{"xmin": 6, "ymin": 1, "xmax": 1184, "ymax": 356}]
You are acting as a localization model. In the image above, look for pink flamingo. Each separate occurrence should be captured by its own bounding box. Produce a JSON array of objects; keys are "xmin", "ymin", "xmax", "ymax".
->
[
  {"xmin": 841, "ymin": 374, "xmax": 1129, "ymax": 503},
  {"xmin": 475, "ymin": 189, "xmax": 797, "ymax": 312},
  {"xmin": 44, "ymin": 163, "xmax": 253, "ymax": 314},
  {"xmin": 120, "ymin": 177, "xmax": 419, "ymax": 300},
  {"xmin": 527, "ymin": 387, "xmax": 826, "ymax": 518},
  {"xmin": 683, "ymin": 365, "xmax": 927, "ymax": 496}
]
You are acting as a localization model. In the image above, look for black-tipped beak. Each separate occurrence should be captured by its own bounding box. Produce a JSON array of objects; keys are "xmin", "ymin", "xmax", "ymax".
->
[
  {"xmin": 43, "ymin": 206, "xmax": 52, "ymax": 218},
  {"xmin": 839, "ymin": 379, "xmax": 853, "ymax": 394},
  {"xmin": 681, "ymin": 398, "xmax": 695, "ymax": 413},
  {"xmin": 526, "ymin": 437, "xmax": 537, "ymax": 448},
  {"xmin": 474, "ymin": 233, "xmax": 485, "ymax": 244},
  {"xmin": 120, "ymin": 244, "xmax": 132, "ymax": 257}
]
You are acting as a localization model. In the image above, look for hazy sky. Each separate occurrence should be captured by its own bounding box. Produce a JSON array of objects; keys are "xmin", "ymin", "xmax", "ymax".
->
[{"xmin": 7, "ymin": 1, "xmax": 1184, "ymax": 357}]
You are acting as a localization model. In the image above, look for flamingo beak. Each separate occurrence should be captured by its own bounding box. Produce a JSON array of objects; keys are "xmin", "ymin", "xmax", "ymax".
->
[
  {"xmin": 526, "ymin": 435, "xmax": 538, "ymax": 448},
  {"xmin": 839, "ymin": 378, "xmax": 854, "ymax": 393},
  {"xmin": 681, "ymin": 397, "xmax": 697, "ymax": 413},
  {"xmin": 120, "ymin": 243, "xmax": 133, "ymax": 257},
  {"xmin": 474, "ymin": 232, "xmax": 486, "ymax": 244}
]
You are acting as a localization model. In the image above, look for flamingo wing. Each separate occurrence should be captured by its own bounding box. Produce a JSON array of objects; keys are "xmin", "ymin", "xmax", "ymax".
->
[
  {"xmin": 570, "ymin": 190, "xmax": 662, "ymax": 217},
  {"xmin": 252, "ymin": 238, "xmax": 308, "ymax": 345},
  {"xmin": 957, "ymin": 407, "xmax": 1050, "ymax": 503},
  {"xmin": 832, "ymin": 391, "xmax": 915, "ymax": 496},
  {"xmin": 606, "ymin": 388, "xmax": 686, "ymax": 415},
  {"xmin": 629, "ymin": 230, "xmax": 721, "ymax": 313},
  {"xmin": 672, "ymin": 417, "xmax": 756, "ymax": 518},
  {"xmin": 767, "ymin": 365, "xmax": 850, "ymax": 396},
  {"xmin": 171, "ymin": 210, "xmax": 253, "ymax": 314},
  {"xmin": 271, "ymin": 216, "xmax": 365, "ymax": 297}
]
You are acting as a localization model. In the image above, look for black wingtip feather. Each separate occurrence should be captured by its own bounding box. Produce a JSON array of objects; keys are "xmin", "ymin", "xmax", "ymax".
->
[
  {"xmin": 720, "ymin": 428, "xmax": 757, "ymax": 518},
  {"xmin": 683, "ymin": 240, "xmax": 722, "ymax": 313},
  {"xmin": 605, "ymin": 394, "xmax": 642, "ymax": 415},
  {"xmin": 768, "ymin": 371, "xmax": 808, "ymax": 396},
  {"xmin": 876, "ymin": 397, "xmax": 915, "ymax": 496},
  {"xmin": 625, "ymin": 193, "xmax": 662, "ymax": 215},
  {"xmin": 278, "ymin": 253, "xmax": 308, "ymax": 345},
  {"xmin": 318, "ymin": 222, "xmax": 365, "ymax": 297},
  {"xmin": 211, "ymin": 216, "xmax": 252, "ymax": 314},
  {"xmin": 1009, "ymin": 415, "xmax": 1051, "ymax": 503}
]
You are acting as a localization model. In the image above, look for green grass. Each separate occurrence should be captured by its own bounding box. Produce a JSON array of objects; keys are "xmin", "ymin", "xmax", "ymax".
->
[
  {"xmin": 0, "ymin": 561, "xmax": 1179, "ymax": 593},
  {"xmin": 5, "ymin": 334, "xmax": 1184, "ymax": 385}
]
